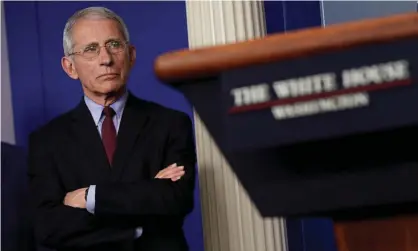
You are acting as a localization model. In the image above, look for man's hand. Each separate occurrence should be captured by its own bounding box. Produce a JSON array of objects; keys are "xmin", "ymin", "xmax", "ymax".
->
[
  {"xmin": 64, "ymin": 187, "xmax": 88, "ymax": 208},
  {"xmin": 155, "ymin": 163, "xmax": 185, "ymax": 181}
]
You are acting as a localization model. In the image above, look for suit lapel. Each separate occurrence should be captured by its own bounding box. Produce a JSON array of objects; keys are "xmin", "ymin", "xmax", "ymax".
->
[
  {"xmin": 111, "ymin": 94, "xmax": 149, "ymax": 180},
  {"xmin": 70, "ymin": 100, "xmax": 111, "ymax": 182}
]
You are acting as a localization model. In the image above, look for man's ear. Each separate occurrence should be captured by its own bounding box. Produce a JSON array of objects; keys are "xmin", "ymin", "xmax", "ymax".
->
[
  {"xmin": 61, "ymin": 56, "xmax": 79, "ymax": 79},
  {"xmin": 128, "ymin": 45, "xmax": 136, "ymax": 69}
]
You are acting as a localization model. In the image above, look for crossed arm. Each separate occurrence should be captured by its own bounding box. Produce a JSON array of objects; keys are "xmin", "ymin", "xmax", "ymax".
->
[
  {"xmin": 63, "ymin": 163, "xmax": 186, "ymax": 209},
  {"xmin": 28, "ymin": 114, "xmax": 196, "ymax": 249}
]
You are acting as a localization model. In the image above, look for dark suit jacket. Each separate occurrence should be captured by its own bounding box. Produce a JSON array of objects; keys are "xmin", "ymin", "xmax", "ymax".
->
[
  {"xmin": 28, "ymin": 93, "xmax": 196, "ymax": 251},
  {"xmin": 1, "ymin": 142, "xmax": 35, "ymax": 251}
]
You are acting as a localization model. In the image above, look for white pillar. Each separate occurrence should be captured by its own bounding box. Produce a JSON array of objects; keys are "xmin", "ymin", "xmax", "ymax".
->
[
  {"xmin": 1, "ymin": 2, "xmax": 16, "ymax": 144},
  {"xmin": 185, "ymin": 1, "xmax": 288, "ymax": 251}
]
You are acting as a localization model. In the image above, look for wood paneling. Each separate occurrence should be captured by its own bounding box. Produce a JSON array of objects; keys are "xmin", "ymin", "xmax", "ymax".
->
[
  {"xmin": 155, "ymin": 12, "xmax": 418, "ymax": 82},
  {"xmin": 334, "ymin": 215, "xmax": 418, "ymax": 251}
]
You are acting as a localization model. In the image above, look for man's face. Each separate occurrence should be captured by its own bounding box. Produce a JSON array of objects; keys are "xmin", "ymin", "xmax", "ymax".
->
[{"xmin": 62, "ymin": 18, "xmax": 135, "ymax": 99}]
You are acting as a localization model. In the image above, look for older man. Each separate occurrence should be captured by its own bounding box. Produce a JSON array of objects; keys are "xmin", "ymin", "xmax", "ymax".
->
[{"xmin": 28, "ymin": 7, "xmax": 195, "ymax": 251}]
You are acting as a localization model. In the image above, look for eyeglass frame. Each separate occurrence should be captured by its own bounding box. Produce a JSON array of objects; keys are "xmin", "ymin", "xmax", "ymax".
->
[{"xmin": 68, "ymin": 39, "xmax": 130, "ymax": 59}]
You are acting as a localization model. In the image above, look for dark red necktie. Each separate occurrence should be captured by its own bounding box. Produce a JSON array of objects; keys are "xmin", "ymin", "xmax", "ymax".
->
[{"xmin": 102, "ymin": 106, "xmax": 116, "ymax": 165}]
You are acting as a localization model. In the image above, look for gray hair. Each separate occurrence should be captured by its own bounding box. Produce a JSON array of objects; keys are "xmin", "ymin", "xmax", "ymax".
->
[{"xmin": 63, "ymin": 7, "xmax": 130, "ymax": 56}]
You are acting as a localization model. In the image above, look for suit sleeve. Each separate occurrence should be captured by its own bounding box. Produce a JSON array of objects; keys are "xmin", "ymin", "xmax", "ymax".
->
[
  {"xmin": 94, "ymin": 113, "xmax": 196, "ymax": 218},
  {"xmin": 28, "ymin": 131, "xmax": 135, "ymax": 249}
]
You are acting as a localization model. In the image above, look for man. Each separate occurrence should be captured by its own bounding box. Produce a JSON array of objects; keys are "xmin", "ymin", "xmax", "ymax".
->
[{"xmin": 28, "ymin": 7, "xmax": 196, "ymax": 251}]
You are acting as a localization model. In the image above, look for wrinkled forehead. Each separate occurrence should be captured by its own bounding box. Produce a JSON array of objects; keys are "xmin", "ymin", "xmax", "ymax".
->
[{"xmin": 71, "ymin": 17, "xmax": 125, "ymax": 47}]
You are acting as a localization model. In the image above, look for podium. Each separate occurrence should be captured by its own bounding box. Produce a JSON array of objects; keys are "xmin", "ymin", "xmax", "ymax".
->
[{"xmin": 154, "ymin": 12, "xmax": 418, "ymax": 251}]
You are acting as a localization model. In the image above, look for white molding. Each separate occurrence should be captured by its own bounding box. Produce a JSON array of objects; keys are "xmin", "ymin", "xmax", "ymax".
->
[{"xmin": 1, "ymin": 2, "xmax": 16, "ymax": 144}]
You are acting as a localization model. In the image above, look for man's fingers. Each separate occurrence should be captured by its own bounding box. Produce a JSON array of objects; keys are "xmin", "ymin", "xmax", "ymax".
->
[
  {"xmin": 156, "ymin": 166, "xmax": 185, "ymax": 179},
  {"xmin": 63, "ymin": 188, "xmax": 87, "ymax": 208},
  {"xmin": 155, "ymin": 163, "xmax": 180, "ymax": 178},
  {"xmin": 155, "ymin": 163, "xmax": 177, "ymax": 178},
  {"xmin": 159, "ymin": 167, "xmax": 184, "ymax": 179},
  {"xmin": 171, "ymin": 176, "xmax": 182, "ymax": 182}
]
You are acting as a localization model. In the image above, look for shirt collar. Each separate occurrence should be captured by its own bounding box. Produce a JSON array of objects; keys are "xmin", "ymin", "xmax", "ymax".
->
[{"xmin": 84, "ymin": 91, "xmax": 129, "ymax": 126}]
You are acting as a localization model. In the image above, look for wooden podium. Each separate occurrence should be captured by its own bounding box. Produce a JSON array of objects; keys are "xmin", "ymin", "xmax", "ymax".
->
[{"xmin": 154, "ymin": 13, "xmax": 418, "ymax": 251}]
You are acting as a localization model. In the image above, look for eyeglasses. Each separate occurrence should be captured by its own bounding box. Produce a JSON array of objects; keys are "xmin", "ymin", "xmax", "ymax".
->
[{"xmin": 69, "ymin": 40, "xmax": 129, "ymax": 59}]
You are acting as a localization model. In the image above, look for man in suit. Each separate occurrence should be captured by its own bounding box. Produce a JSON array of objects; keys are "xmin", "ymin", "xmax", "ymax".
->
[{"xmin": 28, "ymin": 6, "xmax": 196, "ymax": 251}]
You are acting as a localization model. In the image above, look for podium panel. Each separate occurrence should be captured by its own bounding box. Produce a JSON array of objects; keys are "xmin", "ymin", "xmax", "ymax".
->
[
  {"xmin": 155, "ymin": 13, "xmax": 418, "ymax": 217},
  {"xmin": 222, "ymin": 37, "xmax": 418, "ymax": 151},
  {"xmin": 176, "ymin": 40, "xmax": 418, "ymax": 217}
]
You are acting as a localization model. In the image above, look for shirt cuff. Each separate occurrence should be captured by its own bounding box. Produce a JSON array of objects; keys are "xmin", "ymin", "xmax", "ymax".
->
[
  {"xmin": 86, "ymin": 185, "xmax": 96, "ymax": 214},
  {"xmin": 134, "ymin": 227, "xmax": 143, "ymax": 239}
]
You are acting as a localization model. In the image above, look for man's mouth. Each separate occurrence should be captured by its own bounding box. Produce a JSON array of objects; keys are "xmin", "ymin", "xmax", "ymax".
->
[{"xmin": 98, "ymin": 73, "xmax": 119, "ymax": 79}]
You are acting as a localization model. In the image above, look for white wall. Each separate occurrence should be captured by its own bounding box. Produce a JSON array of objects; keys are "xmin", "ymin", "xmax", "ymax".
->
[{"xmin": 1, "ymin": 2, "xmax": 16, "ymax": 144}]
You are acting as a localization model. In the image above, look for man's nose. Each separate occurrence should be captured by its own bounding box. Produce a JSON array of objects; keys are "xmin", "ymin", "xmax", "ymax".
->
[{"xmin": 98, "ymin": 46, "xmax": 113, "ymax": 66}]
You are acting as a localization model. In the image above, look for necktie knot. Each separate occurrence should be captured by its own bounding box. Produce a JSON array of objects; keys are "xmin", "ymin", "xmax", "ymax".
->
[{"xmin": 103, "ymin": 106, "xmax": 116, "ymax": 118}]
